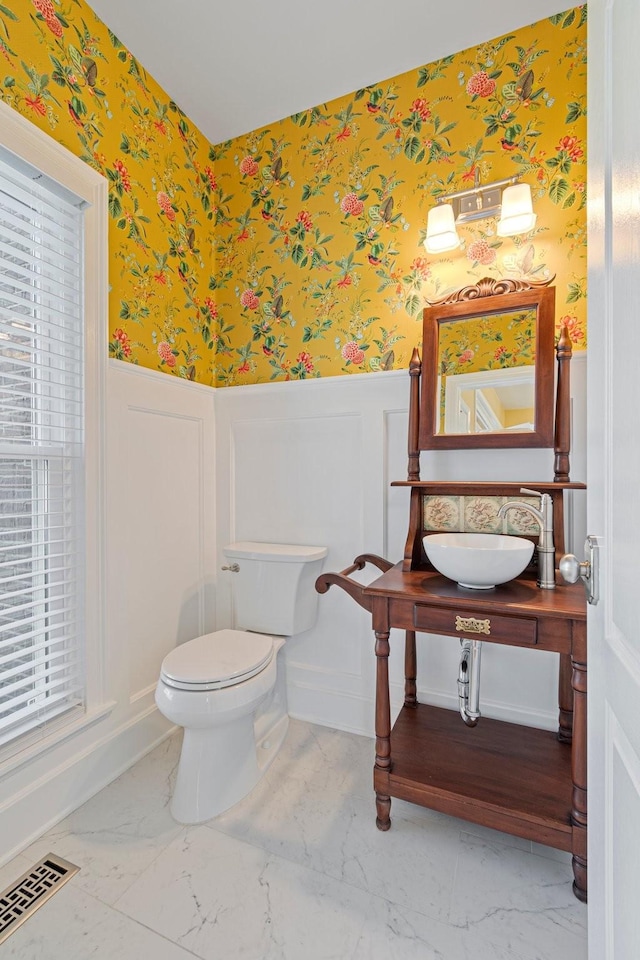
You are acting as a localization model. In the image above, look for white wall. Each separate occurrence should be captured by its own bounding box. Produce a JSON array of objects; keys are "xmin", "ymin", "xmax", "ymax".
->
[
  {"xmin": 0, "ymin": 353, "xmax": 585, "ymax": 861},
  {"xmin": 215, "ymin": 354, "xmax": 586, "ymax": 737},
  {"xmin": 0, "ymin": 361, "xmax": 217, "ymax": 864}
]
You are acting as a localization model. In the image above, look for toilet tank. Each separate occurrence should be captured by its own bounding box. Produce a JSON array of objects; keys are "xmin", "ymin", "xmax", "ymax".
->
[{"xmin": 223, "ymin": 541, "xmax": 328, "ymax": 636}]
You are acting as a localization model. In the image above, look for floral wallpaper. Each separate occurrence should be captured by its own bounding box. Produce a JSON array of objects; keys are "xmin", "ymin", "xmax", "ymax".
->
[
  {"xmin": 0, "ymin": 3, "xmax": 586, "ymax": 388},
  {"xmin": 212, "ymin": 6, "xmax": 587, "ymax": 385},
  {"xmin": 0, "ymin": 0, "xmax": 218, "ymax": 383}
]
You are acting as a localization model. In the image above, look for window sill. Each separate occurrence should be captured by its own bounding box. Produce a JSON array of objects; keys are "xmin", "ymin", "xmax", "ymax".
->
[{"xmin": 0, "ymin": 701, "xmax": 117, "ymax": 778}]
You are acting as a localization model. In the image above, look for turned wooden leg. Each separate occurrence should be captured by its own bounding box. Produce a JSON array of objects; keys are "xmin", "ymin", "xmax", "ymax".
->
[
  {"xmin": 558, "ymin": 652, "xmax": 573, "ymax": 743},
  {"xmin": 404, "ymin": 630, "xmax": 417, "ymax": 708},
  {"xmin": 375, "ymin": 629, "xmax": 392, "ymax": 830},
  {"xmin": 571, "ymin": 627, "xmax": 587, "ymax": 902}
]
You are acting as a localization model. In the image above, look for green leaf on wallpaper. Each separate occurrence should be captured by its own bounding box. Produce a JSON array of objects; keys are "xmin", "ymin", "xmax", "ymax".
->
[
  {"xmin": 0, "ymin": 5, "xmax": 18, "ymax": 21},
  {"xmin": 291, "ymin": 243, "xmax": 306, "ymax": 266},
  {"xmin": 404, "ymin": 136, "xmax": 421, "ymax": 161},
  {"xmin": 549, "ymin": 177, "xmax": 570, "ymax": 205},
  {"xmin": 566, "ymin": 101, "xmax": 585, "ymax": 123},
  {"xmin": 563, "ymin": 191, "xmax": 576, "ymax": 209},
  {"xmin": 380, "ymin": 350, "xmax": 395, "ymax": 371},
  {"xmin": 404, "ymin": 294, "xmax": 422, "ymax": 318},
  {"xmin": 567, "ymin": 283, "xmax": 585, "ymax": 304},
  {"xmin": 108, "ymin": 193, "xmax": 122, "ymax": 218}
]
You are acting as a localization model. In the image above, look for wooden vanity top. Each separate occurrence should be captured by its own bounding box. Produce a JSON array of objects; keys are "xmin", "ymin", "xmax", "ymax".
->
[{"xmin": 363, "ymin": 564, "xmax": 586, "ymax": 622}]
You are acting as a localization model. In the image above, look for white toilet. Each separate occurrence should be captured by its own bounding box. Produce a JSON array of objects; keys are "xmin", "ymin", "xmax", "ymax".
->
[{"xmin": 155, "ymin": 541, "xmax": 327, "ymax": 824}]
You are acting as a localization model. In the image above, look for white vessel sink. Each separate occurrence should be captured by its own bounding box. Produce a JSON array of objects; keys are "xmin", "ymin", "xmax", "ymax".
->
[{"xmin": 423, "ymin": 532, "xmax": 534, "ymax": 589}]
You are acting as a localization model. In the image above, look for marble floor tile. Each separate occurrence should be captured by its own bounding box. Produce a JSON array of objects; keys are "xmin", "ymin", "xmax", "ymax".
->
[
  {"xmin": 1, "ymin": 883, "xmax": 198, "ymax": 960},
  {"xmin": 268, "ymin": 718, "xmax": 375, "ymax": 800},
  {"xmin": 210, "ymin": 773, "xmax": 460, "ymax": 922},
  {"xmin": 6, "ymin": 721, "xmax": 586, "ymax": 960},
  {"xmin": 449, "ymin": 831, "xmax": 587, "ymax": 959},
  {"xmin": 351, "ymin": 894, "xmax": 571, "ymax": 960},
  {"xmin": 22, "ymin": 734, "xmax": 183, "ymax": 905},
  {"xmin": 116, "ymin": 824, "xmax": 371, "ymax": 960}
]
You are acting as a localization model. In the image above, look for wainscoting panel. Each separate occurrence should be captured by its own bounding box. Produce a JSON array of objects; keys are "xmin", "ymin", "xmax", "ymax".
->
[{"xmin": 215, "ymin": 361, "xmax": 587, "ymax": 737}]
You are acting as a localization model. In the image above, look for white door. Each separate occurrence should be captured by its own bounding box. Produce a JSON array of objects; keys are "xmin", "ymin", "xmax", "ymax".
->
[{"xmin": 587, "ymin": 0, "xmax": 640, "ymax": 955}]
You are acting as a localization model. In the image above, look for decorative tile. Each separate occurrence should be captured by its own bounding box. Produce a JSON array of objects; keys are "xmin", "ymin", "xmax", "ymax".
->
[
  {"xmin": 463, "ymin": 496, "xmax": 503, "ymax": 533},
  {"xmin": 502, "ymin": 497, "xmax": 541, "ymax": 535},
  {"xmin": 423, "ymin": 495, "xmax": 461, "ymax": 532}
]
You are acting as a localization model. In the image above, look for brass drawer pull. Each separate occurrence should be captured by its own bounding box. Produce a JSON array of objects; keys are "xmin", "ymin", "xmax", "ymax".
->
[{"xmin": 455, "ymin": 615, "xmax": 491, "ymax": 636}]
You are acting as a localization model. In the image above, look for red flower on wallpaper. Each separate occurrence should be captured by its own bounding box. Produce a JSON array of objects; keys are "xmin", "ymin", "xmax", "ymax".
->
[
  {"xmin": 297, "ymin": 351, "xmax": 314, "ymax": 373},
  {"xmin": 458, "ymin": 348, "xmax": 475, "ymax": 363},
  {"xmin": 25, "ymin": 95, "xmax": 47, "ymax": 116},
  {"xmin": 410, "ymin": 257, "xmax": 431, "ymax": 280},
  {"xmin": 342, "ymin": 340, "xmax": 365, "ymax": 364},
  {"xmin": 466, "ymin": 239, "xmax": 496, "ymax": 265},
  {"xmin": 556, "ymin": 135, "xmax": 584, "ymax": 162},
  {"xmin": 204, "ymin": 166, "xmax": 217, "ymax": 190},
  {"xmin": 114, "ymin": 159, "xmax": 131, "ymax": 192},
  {"xmin": 112, "ymin": 328, "xmax": 132, "ymax": 358},
  {"xmin": 559, "ymin": 315, "xmax": 585, "ymax": 343},
  {"xmin": 204, "ymin": 297, "xmax": 218, "ymax": 319},
  {"xmin": 239, "ymin": 156, "xmax": 259, "ymax": 176},
  {"xmin": 466, "ymin": 71, "xmax": 496, "ymax": 98},
  {"xmin": 410, "ymin": 98, "xmax": 432, "ymax": 122},
  {"xmin": 337, "ymin": 274, "xmax": 352, "ymax": 288},
  {"xmin": 157, "ymin": 191, "xmax": 176, "ymax": 221},
  {"xmin": 157, "ymin": 341, "xmax": 176, "ymax": 367},
  {"xmin": 340, "ymin": 193, "xmax": 364, "ymax": 216},
  {"xmin": 32, "ymin": 0, "xmax": 63, "ymax": 35},
  {"xmin": 296, "ymin": 210, "xmax": 313, "ymax": 231},
  {"xmin": 240, "ymin": 289, "xmax": 260, "ymax": 310}
]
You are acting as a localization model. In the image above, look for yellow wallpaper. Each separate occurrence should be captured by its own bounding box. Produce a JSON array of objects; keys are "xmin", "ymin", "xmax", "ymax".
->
[
  {"xmin": 0, "ymin": 3, "xmax": 586, "ymax": 388},
  {"xmin": 212, "ymin": 6, "xmax": 587, "ymax": 385},
  {"xmin": 0, "ymin": 0, "xmax": 218, "ymax": 383}
]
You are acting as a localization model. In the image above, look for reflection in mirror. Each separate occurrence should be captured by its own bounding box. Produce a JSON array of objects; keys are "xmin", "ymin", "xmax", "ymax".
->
[{"xmin": 437, "ymin": 309, "xmax": 536, "ymax": 435}]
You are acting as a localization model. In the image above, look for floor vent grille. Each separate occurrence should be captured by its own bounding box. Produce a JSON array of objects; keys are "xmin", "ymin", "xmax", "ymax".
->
[{"xmin": 0, "ymin": 854, "xmax": 80, "ymax": 945}]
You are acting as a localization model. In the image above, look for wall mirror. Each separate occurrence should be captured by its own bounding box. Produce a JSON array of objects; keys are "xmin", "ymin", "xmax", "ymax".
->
[{"xmin": 419, "ymin": 278, "xmax": 556, "ymax": 450}]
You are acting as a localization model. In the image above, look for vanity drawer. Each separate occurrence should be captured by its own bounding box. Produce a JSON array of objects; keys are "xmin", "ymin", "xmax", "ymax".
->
[{"xmin": 413, "ymin": 604, "xmax": 538, "ymax": 646}]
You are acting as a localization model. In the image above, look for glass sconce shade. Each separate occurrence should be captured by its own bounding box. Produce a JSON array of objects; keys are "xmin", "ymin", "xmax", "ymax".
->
[
  {"xmin": 424, "ymin": 203, "xmax": 460, "ymax": 253},
  {"xmin": 497, "ymin": 183, "xmax": 537, "ymax": 236}
]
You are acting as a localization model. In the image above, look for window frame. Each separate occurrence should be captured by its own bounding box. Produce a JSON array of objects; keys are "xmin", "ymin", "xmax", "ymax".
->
[{"xmin": 0, "ymin": 98, "xmax": 109, "ymax": 769}]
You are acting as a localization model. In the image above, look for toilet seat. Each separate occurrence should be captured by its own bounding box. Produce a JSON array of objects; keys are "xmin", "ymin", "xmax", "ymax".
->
[{"xmin": 160, "ymin": 629, "xmax": 275, "ymax": 692}]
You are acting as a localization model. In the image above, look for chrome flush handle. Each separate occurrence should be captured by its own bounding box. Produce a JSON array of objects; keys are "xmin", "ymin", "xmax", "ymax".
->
[{"xmin": 221, "ymin": 563, "xmax": 240, "ymax": 573}]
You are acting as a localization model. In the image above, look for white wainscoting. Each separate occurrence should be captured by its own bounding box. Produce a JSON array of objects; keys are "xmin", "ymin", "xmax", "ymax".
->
[
  {"xmin": 0, "ymin": 353, "xmax": 586, "ymax": 862},
  {"xmin": 0, "ymin": 362, "xmax": 217, "ymax": 864},
  {"xmin": 215, "ymin": 354, "xmax": 586, "ymax": 738}
]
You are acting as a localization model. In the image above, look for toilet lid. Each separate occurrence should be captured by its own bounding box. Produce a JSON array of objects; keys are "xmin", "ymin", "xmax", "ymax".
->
[{"xmin": 160, "ymin": 629, "xmax": 274, "ymax": 691}]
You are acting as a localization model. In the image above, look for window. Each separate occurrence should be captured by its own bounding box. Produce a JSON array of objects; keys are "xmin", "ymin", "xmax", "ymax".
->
[{"xmin": 0, "ymin": 101, "xmax": 107, "ymax": 760}]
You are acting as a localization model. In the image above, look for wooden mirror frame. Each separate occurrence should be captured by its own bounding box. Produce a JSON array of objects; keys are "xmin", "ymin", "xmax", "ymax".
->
[{"xmin": 419, "ymin": 277, "xmax": 556, "ymax": 451}]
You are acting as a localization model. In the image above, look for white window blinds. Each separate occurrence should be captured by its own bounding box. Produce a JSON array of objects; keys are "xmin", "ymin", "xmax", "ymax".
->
[{"xmin": 0, "ymin": 150, "xmax": 86, "ymax": 749}]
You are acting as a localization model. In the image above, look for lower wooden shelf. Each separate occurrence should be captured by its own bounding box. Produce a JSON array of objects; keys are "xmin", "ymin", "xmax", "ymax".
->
[{"xmin": 375, "ymin": 703, "xmax": 573, "ymax": 850}]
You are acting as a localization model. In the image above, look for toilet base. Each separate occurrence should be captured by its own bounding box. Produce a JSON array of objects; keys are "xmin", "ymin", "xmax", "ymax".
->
[
  {"xmin": 171, "ymin": 713, "xmax": 257, "ymax": 823},
  {"xmin": 170, "ymin": 710, "xmax": 289, "ymax": 824}
]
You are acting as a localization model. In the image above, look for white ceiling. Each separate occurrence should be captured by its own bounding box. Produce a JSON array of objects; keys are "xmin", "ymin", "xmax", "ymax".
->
[{"xmin": 87, "ymin": 0, "xmax": 570, "ymax": 145}]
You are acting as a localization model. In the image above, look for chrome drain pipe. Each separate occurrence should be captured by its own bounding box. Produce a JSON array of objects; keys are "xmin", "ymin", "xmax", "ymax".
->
[{"xmin": 458, "ymin": 639, "xmax": 482, "ymax": 726}]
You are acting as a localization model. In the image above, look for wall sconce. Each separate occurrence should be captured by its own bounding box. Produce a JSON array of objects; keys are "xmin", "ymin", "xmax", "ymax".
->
[{"xmin": 424, "ymin": 172, "xmax": 536, "ymax": 254}]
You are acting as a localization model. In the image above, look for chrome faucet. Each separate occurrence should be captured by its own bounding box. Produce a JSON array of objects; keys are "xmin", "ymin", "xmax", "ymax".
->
[{"xmin": 497, "ymin": 488, "xmax": 556, "ymax": 589}]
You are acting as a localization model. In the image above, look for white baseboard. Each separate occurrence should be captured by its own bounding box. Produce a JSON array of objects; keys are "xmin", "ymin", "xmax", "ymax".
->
[
  {"xmin": 0, "ymin": 707, "xmax": 176, "ymax": 868},
  {"xmin": 287, "ymin": 674, "xmax": 558, "ymax": 739}
]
